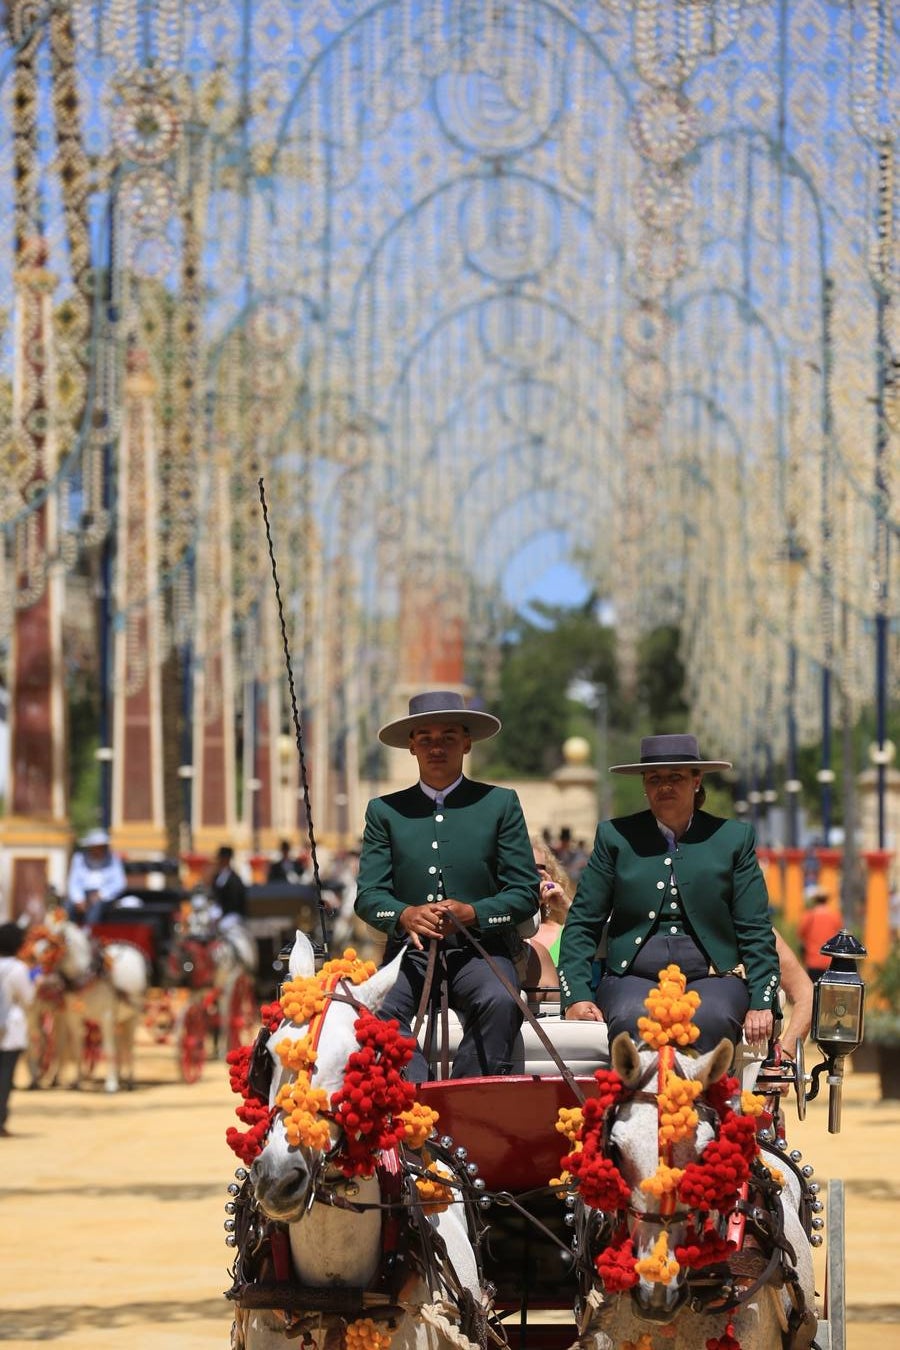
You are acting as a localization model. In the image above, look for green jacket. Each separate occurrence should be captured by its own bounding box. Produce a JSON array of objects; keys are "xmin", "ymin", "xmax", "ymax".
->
[
  {"xmin": 354, "ymin": 778, "xmax": 540, "ymax": 958},
  {"xmin": 557, "ymin": 809, "xmax": 779, "ymax": 1012}
]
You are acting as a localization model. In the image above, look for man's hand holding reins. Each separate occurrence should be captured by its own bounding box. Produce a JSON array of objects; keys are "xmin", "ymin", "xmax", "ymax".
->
[{"xmin": 398, "ymin": 900, "xmax": 477, "ymax": 950}]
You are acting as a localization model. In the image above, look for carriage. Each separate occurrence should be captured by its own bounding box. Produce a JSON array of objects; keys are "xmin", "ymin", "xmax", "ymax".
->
[
  {"xmin": 93, "ymin": 873, "xmax": 327, "ymax": 1082},
  {"xmin": 223, "ymin": 932, "xmax": 857, "ymax": 1350}
]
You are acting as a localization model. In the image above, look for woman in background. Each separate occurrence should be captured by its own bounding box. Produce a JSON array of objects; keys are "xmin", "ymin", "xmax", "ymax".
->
[{"xmin": 523, "ymin": 837, "xmax": 574, "ymax": 1002}]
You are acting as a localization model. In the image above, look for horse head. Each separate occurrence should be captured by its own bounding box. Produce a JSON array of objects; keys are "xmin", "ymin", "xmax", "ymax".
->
[
  {"xmin": 603, "ymin": 1032, "xmax": 734, "ymax": 1321},
  {"xmin": 248, "ymin": 931, "xmax": 405, "ymax": 1225}
]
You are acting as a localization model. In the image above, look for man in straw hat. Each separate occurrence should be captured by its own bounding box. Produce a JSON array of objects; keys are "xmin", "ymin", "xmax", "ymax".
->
[
  {"xmin": 355, "ymin": 690, "xmax": 540, "ymax": 1080},
  {"xmin": 558, "ymin": 734, "xmax": 780, "ymax": 1054},
  {"xmin": 65, "ymin": 828, "xmax": 127, "ymax": 925}
]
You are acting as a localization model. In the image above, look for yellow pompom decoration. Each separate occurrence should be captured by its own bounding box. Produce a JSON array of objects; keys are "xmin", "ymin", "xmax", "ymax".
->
[
  {"xmin": 640, "ymin": 1161, "xmax": 684, "ymax": 1198},
  {"xmin": 415, "ymin": 1154, "xmax": 456, "ymax": 1211},
  {"xmin": 550, "ymin": 1169, "xmax": 575, "ymax": 1197},
  {"xmin": 635, "ymin": 1231, "xmax": 680, "ymax": 1284},
  {"xmin": 555, "ymin": 1106, "xmax": 584, "ymax": 1142},
  {"xmin": 740, "ymin": 1090, "xmax": 766, "ymax": 1117},
  {"xmin": 276, "ymin": 1074, "xmax": 332, "ymax": 1150},
  {"xmin": 275, "ymin": 1034, "xmax": 317, "ymax": 1073},
  {"xmin": 622, "ymin": 1336, "xmax": 654, "ymax": 1350},
  {"xmin": 397, "ymin": 1101, "xmax": 440, "ymax": 1149},
  {"xmin": 346, "ymin": 1317, "xmax": 393, "ymax": 1350},
  {"xmin": 320, "ymin": 950, "xmax": 378, "ymax": 984},
  {"xmin": 638, "ymin": 965, "xmax": 701, "ymax": 1048},
  {"xmin": 657, "ymin": 1070, "xmax": 703, "ymax": 1143},
  {"xmin": 279, "ymin": 976, "xmax": 328, "ymax": 1026},
  {"xmin": 762, "ymin": 1159, "xmax": 785, "ymax": 1188},
  {"xmin": 279, "ymin": 951, "xmax": 378, "ymax": 1027}
]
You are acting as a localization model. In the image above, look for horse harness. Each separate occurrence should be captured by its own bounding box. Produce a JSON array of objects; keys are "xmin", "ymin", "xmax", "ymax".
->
[
  {"xmin": 573, "ymin": 1054, "xmax": 818, "ymax": 1350},
  {"xmin": 227, "ymin": 976, "xmax": 498, "ymax": 1346}
]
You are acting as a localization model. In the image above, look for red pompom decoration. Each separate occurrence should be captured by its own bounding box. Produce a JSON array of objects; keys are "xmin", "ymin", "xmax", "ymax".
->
[{"xmin": 595, "ymin": 1233, "xmax": 639, "ymax": 1291}]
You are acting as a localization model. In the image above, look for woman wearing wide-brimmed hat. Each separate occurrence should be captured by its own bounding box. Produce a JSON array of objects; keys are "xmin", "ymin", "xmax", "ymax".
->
[{"xmin": 557, "ymin": 734, "xmax": 780, "ymax": 1054}]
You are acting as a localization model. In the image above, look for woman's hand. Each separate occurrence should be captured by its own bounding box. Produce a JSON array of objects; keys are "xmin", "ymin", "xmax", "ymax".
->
[
  {"xmin": 564, "ymin": 1001, "xmax": 605, "ymax": 1022},
  {"xmin": 540, "ymin": 879, "xmax": 567, "ymax": 907}
]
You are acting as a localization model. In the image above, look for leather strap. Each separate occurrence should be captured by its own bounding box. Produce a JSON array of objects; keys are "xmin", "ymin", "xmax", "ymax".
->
[{"xmin": 441, "ymin": 911, "xmax": 587, "ymax": 1103}]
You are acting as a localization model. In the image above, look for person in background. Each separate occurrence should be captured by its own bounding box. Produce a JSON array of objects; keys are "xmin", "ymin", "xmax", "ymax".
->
[
  {"xmin": 0, "ymin": 921, "xmax": 35, "ymax": 1138},
  {"xmin": 210, "ymin": 846, "xmax": 248, "ymax": 919},
  {"xmin": 355, "ymin": 690, "xmax": 539, "ymax": 1080},
  {"xmin": 267, "ymin": 840, "xmax": 303, "ymax": 885},
  {"xmin": 798, "ymin": 884, "xmax": 845, "ymax": 982},
  {"xmin": 775, "ymin": 931, "xmax": 814, "ymax": 1048},
  {"xmin": 522, "ymin": 837, "xmax": 574, "ymax": 1004},
  {"xmin": 559, "ymin": 734, "xmax": 780, "ymax": 1055},
  {"xmin": 65, "ymin": 829, "xmax": 127, "ymax": 925}
]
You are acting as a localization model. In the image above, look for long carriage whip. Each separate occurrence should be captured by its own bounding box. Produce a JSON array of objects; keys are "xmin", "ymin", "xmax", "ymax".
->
[{"xmin": 258, "ymin": 476, "xmax": 330, "ymax": 955}]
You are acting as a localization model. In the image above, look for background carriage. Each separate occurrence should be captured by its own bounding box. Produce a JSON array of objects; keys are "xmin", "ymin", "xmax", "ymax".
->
[{"xmin": 93, "ymin": 868, "xmax": 329, "ymax": 1082}]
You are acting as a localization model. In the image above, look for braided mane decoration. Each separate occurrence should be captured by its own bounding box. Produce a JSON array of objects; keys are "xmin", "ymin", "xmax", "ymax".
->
[{"xmin": 553, "ymin": 965, "xmax": 774, "ymax": 1349}]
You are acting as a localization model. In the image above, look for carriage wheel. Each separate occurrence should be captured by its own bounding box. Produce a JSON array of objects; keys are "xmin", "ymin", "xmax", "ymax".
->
[
  {"xmin": 226, "ymin": 972, "xmax": 259, "ymax": 1054},
  {"xmin": 179, "ymin": 999, "xmax": 208, "ymax": 1083}
]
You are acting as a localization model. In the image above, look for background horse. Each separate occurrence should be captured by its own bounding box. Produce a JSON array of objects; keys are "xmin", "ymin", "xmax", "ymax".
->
[
  {"xmin": 571, "ymin": 1032, "xmax": 817, "ymax": 1350},
  {"xmin": 55, "ymin": 920, "xmax": 148, "ymax": 1092},
  {"xmin": 164, "ymin": 900, "xmax": 258, "ymax": 1056},
  {"xmin": 231, "ymin": 931, "xmax": 489, "ymax": 1350}
]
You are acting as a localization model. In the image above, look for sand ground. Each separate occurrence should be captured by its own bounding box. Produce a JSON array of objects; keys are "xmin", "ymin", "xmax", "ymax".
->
[{"xmin": 0, "ymin": 1031, "xmax": 898, "ymax": 1349}]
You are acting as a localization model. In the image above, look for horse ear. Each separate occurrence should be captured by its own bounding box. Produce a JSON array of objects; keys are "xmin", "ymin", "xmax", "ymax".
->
[
  {"xmin": 611, "ymin": 1031, "xmax": 643, "ymax": 1085},
  {"xmin": 288, "ymin": 930, "xmax": 316, "ymax": 978},
  {"xmin": 352, "ymin": 950, "xmax": 406, "ymax": 1013},
  {"xmin": 694, "ymin": 1037, "xmax": 735, "ymax": 1088}
]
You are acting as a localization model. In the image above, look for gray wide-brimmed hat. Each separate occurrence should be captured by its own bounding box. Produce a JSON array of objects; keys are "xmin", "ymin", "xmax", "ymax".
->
[
  {"xmin": 609, "ymin": 734, "xmax": 732, "ymax": 775},
  {"xmin": 79, "ymin": 828, "xmax": 110, "ymax": 849},
  {"xmin": 378, "ymin": 690, "xmax": 501, "ymax": 749}
]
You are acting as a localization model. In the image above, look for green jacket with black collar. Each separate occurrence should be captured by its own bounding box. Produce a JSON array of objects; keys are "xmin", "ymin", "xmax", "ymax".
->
[
  {"xmin": 557, "ymin": 809, "xmax": 779, "ymax": 1013},
  {"xmin": 354, "ymin": 777, "xmax": 540, "ymax": 959}
]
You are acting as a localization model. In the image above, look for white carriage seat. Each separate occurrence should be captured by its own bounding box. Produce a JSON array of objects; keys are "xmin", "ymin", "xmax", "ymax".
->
[
  {"xmin": 417, "ymin": 1003, "xmax": 610, "ymax": 1079},
  {"xmin": 418, "ymin": 994, "xmax": 785, "ymax": 1085}
]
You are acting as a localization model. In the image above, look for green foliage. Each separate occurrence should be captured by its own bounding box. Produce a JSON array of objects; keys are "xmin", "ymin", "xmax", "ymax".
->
[
  {"xmin": 68, "ymin": 688, "xmax": 102, "ymax": 836},
  {"xmin": 635, "ymin": 625, "xmax": 688, "ymax": 725},
  {"xmin": 479, "ymin": 597, "xmax": 618, "ymax": 777}
]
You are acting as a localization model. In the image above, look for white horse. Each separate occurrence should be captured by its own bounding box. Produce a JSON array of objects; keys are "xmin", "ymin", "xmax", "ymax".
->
[
  {"xmin": 57, "ymin": 921, "xmax": 149, "ymax": 1092},
  {"xmin": 571, "ymin": 1033, "xmax": 818, "ymax": 1350},
  {"xmin": 164, "ymin": 902, "xmax": 259, "ymax": 1056},
  {"xmin": 230, "ymin": 932, "xmax": 489, "ymax": 1350}
]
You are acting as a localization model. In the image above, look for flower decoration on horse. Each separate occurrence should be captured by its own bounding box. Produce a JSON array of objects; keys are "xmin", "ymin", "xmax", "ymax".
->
[
  {"xmin": 226, "ymin": 948, "xmax": 444, "ymax": 1192},
  {"xmin": 553, "ymin": 964, "xmax": 817, "ymax": 1350}
]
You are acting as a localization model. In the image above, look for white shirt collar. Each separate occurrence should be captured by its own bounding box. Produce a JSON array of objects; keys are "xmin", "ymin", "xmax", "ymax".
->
[
  {"xmin": 654, "ymin": 814, "xmax": 693, "ymax": 847},
  {"xmin": 419, "ymin": 774, "xmax": 463, "ymax": 804}
]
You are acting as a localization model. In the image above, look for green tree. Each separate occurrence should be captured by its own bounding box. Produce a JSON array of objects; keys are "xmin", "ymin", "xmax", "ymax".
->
[
  {"xmin": 478, "ymin": 597, "xmax": 618, "ymax": 776},
  {"xmin": 635, "ymin": 625, "xmax": 688, "ymax": 725}
]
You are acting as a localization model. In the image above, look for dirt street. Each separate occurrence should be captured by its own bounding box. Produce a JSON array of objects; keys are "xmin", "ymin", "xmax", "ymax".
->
[{"xmin": 0, "ymin": 1033, "xmax": 898, "ymax": 1349}]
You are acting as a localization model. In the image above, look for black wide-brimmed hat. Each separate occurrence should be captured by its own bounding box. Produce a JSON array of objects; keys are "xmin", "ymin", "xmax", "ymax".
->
[
  {"xmin": 378, "ymin": 690, "xmax": 501, "ymax": 749},
  {"xmin": 609, "ymin": 734, "xmax": 732, "ymax": 775}
]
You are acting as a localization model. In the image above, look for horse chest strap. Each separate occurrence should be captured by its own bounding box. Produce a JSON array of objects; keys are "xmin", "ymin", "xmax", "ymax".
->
[{"xmin": 270, "ymin": 1226, "xmax": 293, "ymax": 1283}]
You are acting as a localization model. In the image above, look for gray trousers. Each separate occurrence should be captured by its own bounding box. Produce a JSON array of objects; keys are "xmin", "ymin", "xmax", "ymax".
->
[
  {"xmin": 379, "ymin": 944, "xmax": 523, "ymax": 1082},
  {"xmin": 596, "ymin": 932, "xmax": 750, "ymax": 1053}
]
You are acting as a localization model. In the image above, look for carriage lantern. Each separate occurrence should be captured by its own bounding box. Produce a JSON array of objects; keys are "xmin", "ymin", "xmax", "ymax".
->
[{"xmin": 805, "ymin": 930, "xmax": 867, "ymax": 1133}]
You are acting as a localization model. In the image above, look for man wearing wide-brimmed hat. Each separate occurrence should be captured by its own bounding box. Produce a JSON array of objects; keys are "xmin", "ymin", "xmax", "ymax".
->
[
  {"xmin": 355, "ymin": 690, "xmax": 539, "ymax": 1080},
  {"xmin": 557, "ymin": 734, "xmax": 780, "ymax": 1054},
  {"xmin": 65, "ymin": 828, "xmax": 127, "ymax": 925}
]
